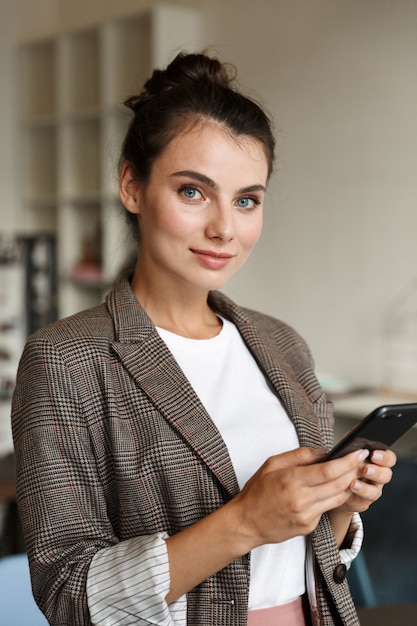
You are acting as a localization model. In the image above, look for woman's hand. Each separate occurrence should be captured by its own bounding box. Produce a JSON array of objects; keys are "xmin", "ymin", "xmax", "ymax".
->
[
  {"xmin": 229, "ymin": 446, "xmax": 374, "ymax": 551},
  {"xmin": 333, "ymin": 448, "xmax": 396, "ymax": 514},
  {"xmin": 327, "ymin": 448, "xmax": 396, "ymax": 545}
]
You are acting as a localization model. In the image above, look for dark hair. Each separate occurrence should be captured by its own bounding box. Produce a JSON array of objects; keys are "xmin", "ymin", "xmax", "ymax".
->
[{"xmin": 120, "ymin": 52, "xmax": 275, "ymax": 236}]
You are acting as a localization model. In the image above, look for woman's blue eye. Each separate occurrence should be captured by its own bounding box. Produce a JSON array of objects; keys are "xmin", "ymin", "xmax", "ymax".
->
[
  {"xmin": 237, "ymin": 197, "xmax": 257, "ymax": 209},
  {"xmin": 181, "ymin": 186, "xmax": 202, "ymax": 200}
]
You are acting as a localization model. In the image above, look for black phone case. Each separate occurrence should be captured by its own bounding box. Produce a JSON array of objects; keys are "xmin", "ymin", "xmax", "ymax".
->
[{"xmin": 321, "ymin": 403, "xmax": 417, "ymax": 462}]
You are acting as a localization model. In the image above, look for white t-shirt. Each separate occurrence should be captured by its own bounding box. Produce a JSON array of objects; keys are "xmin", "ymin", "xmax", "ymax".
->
[{"xmin": 157, "ymin": 317, "xmax": 306, "ymax": 609}]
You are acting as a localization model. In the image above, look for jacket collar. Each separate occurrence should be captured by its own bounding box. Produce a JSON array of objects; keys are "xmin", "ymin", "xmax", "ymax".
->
[{"xmin": 106, "ymin": 275, "xmax": 323, "ymax": 496}]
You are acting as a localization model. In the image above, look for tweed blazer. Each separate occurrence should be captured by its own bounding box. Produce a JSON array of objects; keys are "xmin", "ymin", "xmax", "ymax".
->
[{"xmin": 12, "ymin": 275, "xmax": 360, "ymax": 626}]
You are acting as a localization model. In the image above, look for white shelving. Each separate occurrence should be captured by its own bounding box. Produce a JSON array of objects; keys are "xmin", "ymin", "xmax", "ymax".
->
[
  {"xmin": 19, "ymin": 4, "xmax": 203, "ymax": 318},
  {"xmin": 21, "ymin": 40, "xmax": 56, "ymax": 121},
  {"xmin": 56, "ymin": 29, "xmax": 100, "ymax": 116}
]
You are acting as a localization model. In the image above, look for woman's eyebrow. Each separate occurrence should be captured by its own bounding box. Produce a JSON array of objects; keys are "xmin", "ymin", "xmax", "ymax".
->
[
  {"xmin": 171, "ymin": 170, "xmax": 219, "ymax": 190},
  {"xmin": 240, "ymin": 184, "xmax": 267, "ymax": 194},
  {"xmin": 171, "ymin": 170, "xmax": 266, "ymax": 194}
]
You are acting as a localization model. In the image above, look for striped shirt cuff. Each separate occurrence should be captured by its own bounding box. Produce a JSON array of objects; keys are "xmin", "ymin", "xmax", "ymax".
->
[
  {"xmin": 86, "ymin": 533, "xmax": 186, "ymax": 625},
  {"xmin": 339, "ymin": 512, "xmax": 363, "ymax": 569}
]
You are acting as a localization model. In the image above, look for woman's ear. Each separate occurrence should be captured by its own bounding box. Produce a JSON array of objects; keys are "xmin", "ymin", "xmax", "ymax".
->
[{"xmin": 119, "ymin": 162, "xmax": 142, "ymax": 215}]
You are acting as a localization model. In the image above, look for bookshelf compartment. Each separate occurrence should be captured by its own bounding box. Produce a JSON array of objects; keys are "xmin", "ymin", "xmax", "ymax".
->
[
  {"xmin": 58, "ymin": 201, "xmax": 101, "ymax": 277},
  {"xmin": 59, "ymin": 119, "xmax": 101, "ymax": 199},
  {"xmin": 59, "ymin": 281, "xmax": 105, "ymax": 319},
  {"xmin": 20, "ymin": 40, "xmax": 56, "ymax": 121},
  {"xmin": 57, "ymin": 29, "xmax": 100, "ymax": 116},
  {"xmin": 23, "ymin": 124, "xmax": 57, "ymax": 203},
  {"xmin": 101, "ymin": 15, "xmax": 152, "ymax": 110}
]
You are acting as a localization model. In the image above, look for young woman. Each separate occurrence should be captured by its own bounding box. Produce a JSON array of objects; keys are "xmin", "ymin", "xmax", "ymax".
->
[{"xmin": 12, "ymin": 52, "xmax": 395, "ymax": 626}]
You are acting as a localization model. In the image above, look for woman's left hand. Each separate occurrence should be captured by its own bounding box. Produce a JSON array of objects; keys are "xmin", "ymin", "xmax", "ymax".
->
[
  {"xmin": 328, "ymin": 448, "xmax": 396, "ymax": 546},
  {"xmin": 341, "ymin": 448, "xmax": 397, "ymax": 513}
]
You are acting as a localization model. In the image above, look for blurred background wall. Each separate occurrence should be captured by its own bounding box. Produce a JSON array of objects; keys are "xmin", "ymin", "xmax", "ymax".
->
[{"xmin": 1, "ymin": 0, "xmax": 416, "ymax": 389}]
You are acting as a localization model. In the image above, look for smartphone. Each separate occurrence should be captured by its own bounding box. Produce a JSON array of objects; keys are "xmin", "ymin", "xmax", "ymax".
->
[{"xmin": 320, "ymin": 403, "xmax": 417, "ymax": 462}]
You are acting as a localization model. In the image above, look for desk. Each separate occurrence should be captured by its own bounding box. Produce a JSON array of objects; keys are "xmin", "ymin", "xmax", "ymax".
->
[
  {"xmin": 357, "ymin": 603, "xmax": 417, "ymax": 626},
  {"xmin": 0, "ymin": 453, "xmax": 22, "ymax": 554},
  {"xmin": 332, "ymin": 390, "xmax": 417, "ymax": 419},
  {"xmin": 0, "ymin": 477, "xmax": 15, "ymax": 501},
  {"xmin": 332, "ymin": 391, "xmax": 417, "ymax": 460}
]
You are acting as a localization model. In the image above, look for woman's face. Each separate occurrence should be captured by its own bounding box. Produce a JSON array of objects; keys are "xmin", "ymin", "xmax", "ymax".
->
[{"xmin": 121, "ymin": 122, "xmax": 268, "ymax": 296}]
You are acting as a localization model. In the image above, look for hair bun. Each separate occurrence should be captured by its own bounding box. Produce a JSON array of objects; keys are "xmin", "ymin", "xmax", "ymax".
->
[
  {"xmin": 124, "ymin": 52, "xmax": 234, "ymax": 113},
  {"xmin": 163, "ymin": 52, "xmax": 233, "ymax": 89}
]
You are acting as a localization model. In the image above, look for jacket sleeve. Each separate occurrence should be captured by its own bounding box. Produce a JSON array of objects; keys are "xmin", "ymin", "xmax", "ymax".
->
[{"xmin": 11, "ymin": 333, "xmax": 185, "ymax": 625}]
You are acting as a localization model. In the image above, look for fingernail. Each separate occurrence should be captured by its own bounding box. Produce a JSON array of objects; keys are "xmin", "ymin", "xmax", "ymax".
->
[
  {"xmin": 357, "ymin": 449, "xmax": 370, "ymax": 462},
  {"xmin": 365, "ymin": 465, "xmax": 375, "ymax": 477},
  {"xmin": 372, "ymin": 450, "xmax": 383, "ymax": 462},
  {"xmin": 352, "ymin": 480, "xmax": 363, "ymax": 491}
]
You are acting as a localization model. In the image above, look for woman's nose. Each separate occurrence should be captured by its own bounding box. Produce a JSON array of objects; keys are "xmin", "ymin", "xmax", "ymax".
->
[{"xmin": 205, "ymin": 203, "xmax": 235, "ymax": 241}]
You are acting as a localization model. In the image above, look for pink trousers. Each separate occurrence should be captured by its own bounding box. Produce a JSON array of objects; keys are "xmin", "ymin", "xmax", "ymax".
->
[{"xmin": 247, "ymin": 596, "xmax": 307, "ymax": 626}]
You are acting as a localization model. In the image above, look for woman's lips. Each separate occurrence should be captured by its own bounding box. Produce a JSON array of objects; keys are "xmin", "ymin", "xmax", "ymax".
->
[{"xmin": 191, "ymin": 249, "xmax": 234, "ymax": 270}]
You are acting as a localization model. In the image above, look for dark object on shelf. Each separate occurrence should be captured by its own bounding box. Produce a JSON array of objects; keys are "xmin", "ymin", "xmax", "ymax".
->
[
  {"xmin": 19, "ymin": 235, "xmax": 58, "ymax": 336},
  {"xmin": 0, "ymin": 376, "xmax": 15, "ymax": 402},
  {"xmin": 0, "ymin": 453, "xmax": 24, "ymax": 556}
]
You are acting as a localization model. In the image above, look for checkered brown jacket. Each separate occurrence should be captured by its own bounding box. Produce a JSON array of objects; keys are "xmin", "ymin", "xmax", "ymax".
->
[{"xmin": 12, "ymin": 275, "xmax": 360, "ymax": 625}]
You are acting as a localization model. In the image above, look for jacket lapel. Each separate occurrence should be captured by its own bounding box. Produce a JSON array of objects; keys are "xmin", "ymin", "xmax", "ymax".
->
[{"xmin": 107, "ymin": 278, "xmax": 240, "ymax": 498}]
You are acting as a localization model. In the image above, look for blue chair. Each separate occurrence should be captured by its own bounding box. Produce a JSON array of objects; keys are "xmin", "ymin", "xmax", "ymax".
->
[
  {"xmin": 0, "ymin": 553, "xmax": 48, "ymax": 625},
  {"xmin": 348, "ymin": 551, "xmax": 377, "ymax": 608}
]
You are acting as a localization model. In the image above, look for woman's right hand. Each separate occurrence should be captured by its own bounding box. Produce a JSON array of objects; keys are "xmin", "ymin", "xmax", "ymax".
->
[{"xmin": 229, "ymin": 446, "xmax": 369, "ymax": 551}]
